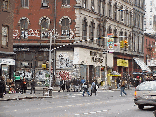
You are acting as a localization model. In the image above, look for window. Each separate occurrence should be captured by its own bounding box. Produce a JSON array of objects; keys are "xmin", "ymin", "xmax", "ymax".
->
[
  {"xmin": 89, "ymin": 21, "xmax": 95, "ymax": 42},
  {"xmin": 82, "ymin": 18, "xmax": 87, "ymax": 40},
  {"xmin": 41, "ymin": 0, "xmax": 49, "ymax": 8},
  {"xmin": 20, "ymin": 18, "xmax": 28, "ymax": 39},
  {"xmin": 41, "ymin": 18, "xmax": 49, "ymax": 39},
  {"xmin": 2, "ymin": 0, "xmax": 9, "ymax": 11},
  {"xmin": 62, "ymin": 0, "xmax": 70, "ymax": 6},
  {"xmin": 2, "ymin": 26, "xmax": 9, "ymax": 47},
  {"xmin": 150, "ymin": 1, "xmax": 152, "ymax": 6},
  {"xmin": 21, "ymin": 0, "xmax": 29, "ymax": 8},
  {"xmin": 91, "ymin": 0, "xmax": 94, "ymax": 11},
  {"xmin": 98, "ymin": 0, "xmax": 101, "ymax": 14},
  {"xmin": 102, "ymin": 1, "xmax": 105, "ymax": 16},
  {"xmin": 61, "ymin": 18, "xmax": 70, "ymax": 36},
  {"xmin": 108, "ymin": 3, "xmax": 112, "ymax": 17},
  {"xmin": 82, "ymin": 0, "xmax": 87, "ymax": 8},
  {"xmin": 97, "ymin": 24, "xmax": 101, "ymax": 45}
]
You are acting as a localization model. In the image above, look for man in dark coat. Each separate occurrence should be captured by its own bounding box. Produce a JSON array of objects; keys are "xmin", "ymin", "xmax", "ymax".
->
[
  {"xmin": 0, "ymin": 76, "xmax": 6, "ymax": 98},
  {"xmin": 66, "ymin": 78, "xmax": 70, "ymax": 92},
  {"xmin": 30, "ymin": 79, "xmax": 35, "ymax": 94}
]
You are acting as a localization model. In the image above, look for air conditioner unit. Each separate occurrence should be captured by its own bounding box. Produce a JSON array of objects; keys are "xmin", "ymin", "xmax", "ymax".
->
[{"xmin": 42, "ymin": 3, "xmax": 48, "ymax": 7}]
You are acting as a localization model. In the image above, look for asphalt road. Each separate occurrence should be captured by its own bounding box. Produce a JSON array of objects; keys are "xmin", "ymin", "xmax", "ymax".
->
[{"xmin": 0, "ymin": 88, "xmax": 155, "ymax": 117}]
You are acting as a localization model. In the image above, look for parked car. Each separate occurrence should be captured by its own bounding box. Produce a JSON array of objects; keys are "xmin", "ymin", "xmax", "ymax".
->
[{"xmin": 134, "ymin": 81, "xmax": 156, "ymax": 109}]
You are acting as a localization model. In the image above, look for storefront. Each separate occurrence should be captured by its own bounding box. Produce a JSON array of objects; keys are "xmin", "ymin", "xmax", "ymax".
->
[{"xmin": 0, "ymin": 58, "xmax": 15, "ymax": 92}]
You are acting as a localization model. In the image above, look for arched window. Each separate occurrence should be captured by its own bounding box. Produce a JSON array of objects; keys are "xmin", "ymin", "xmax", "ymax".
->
[
  {"xmin": 20, "ymin": 18, "xmax": 28, "ymax": 39},
  {"xmin": 61, "ymin": 18, "xmax": 70, "ymax": 36},
  {"xmin": 82, "ymin": 18, "xmax": 87, "ymax": 40},
  {"xmin": 41, "ymin": 18, "xmax": 49, "ymax": 39}
]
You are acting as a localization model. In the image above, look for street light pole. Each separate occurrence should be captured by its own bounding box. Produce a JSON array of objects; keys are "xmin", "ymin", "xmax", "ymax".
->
[{"xmin": 49, "ymin": 33, "xmax": 52, "ymax": 88}]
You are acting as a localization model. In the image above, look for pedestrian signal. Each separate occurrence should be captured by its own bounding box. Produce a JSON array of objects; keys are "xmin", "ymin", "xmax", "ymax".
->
[{"xmin": 120, "ymin": 41, "xmax": 124, "ymax": 48}]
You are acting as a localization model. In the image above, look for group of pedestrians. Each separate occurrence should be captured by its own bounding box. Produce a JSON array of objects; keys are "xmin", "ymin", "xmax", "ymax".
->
[{"xmin": 58, "ymin": 77, "xmax": 98, "ymax": 97}]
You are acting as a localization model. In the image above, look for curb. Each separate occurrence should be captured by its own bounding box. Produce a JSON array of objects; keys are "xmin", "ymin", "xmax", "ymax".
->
[{"xmin": 0, "ymin": 96, "xmax": 53, "ymax": 101}]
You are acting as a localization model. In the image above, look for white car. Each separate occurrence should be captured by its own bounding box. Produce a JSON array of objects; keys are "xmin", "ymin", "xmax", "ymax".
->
[{"xmin": 134, "ymin": 81, "xmax": 156, "ymax": 109}]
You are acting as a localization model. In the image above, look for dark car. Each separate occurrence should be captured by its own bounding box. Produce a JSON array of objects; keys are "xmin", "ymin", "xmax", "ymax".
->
[{"xmin": 134, "ymin": 81, "xmax": 156, "ymax": 109}]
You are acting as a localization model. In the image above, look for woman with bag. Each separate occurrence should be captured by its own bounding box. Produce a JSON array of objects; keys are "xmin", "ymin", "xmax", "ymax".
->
[
  {"xmin": 120, "ymin": 79, "xmax": 127, "ymax": 96},
  {"xmin": 90, "ymin": 80, "xmax": 97, "ymax": 96}
]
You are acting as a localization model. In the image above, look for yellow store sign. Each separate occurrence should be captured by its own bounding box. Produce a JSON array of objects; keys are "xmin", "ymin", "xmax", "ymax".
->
[{"xmin": 117, "ymin": 59, "xmax": 128, "ymax": 67}]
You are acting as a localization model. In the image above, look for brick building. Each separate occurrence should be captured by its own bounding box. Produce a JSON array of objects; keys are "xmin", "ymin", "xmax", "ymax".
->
[
  {"xmin": 0, "ymin": 0, "xmax": 15, "ymax": 83},
  {"xmin": 144, "ymin": 33, "xmax": 156, "ymax": 74},
  {"xmin": 13, "ymin": 0, "xmax": 147, "ymax": 86}
]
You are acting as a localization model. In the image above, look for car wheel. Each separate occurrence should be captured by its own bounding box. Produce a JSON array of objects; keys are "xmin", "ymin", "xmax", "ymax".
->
[{"xmin": 138, "ymin": 105, "xmax": 144, "ymax": 109}]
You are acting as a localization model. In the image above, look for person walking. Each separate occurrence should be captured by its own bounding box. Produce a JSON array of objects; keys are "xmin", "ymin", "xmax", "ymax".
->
[
  {"xmin": 30, "ymin": 79, "xmax": 35, "ymax": 94},
  {"xmin": 120, "ymin": 79, "xmax": 127, "ymax": 96},
  {"xmin": 0, "ymin": 76, "xmax": 6, "ymax": 98},
  {"xmin": 82, "ymin": 80, "xmax": 90, "ymax": 96},
  {"xmin": 66, "ymin": 78, "xmax": 70, "ymax": 92},
  {"xmin": 90, "ymin": 80, "xmax": 97, "ymax": 96},
  {"xmin": 116, "ymin": 77, "xmax": 120, "ymax": 89},
  {"xmin": 21, "ymin": 78, "xmax": 27, "ymax": 94},
  {"xmin": 80, "ymin": 77, "xmax": 85, "ymax": 91}
]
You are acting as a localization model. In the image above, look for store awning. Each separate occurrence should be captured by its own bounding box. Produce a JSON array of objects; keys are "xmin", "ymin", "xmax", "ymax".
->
[
  {"xmin": 133, "ymin": 58, "xmax": 151, "ymax": 72},
  {"xmin": 110, "ymin": 71, "xmax": 121, "ymax": 76}
]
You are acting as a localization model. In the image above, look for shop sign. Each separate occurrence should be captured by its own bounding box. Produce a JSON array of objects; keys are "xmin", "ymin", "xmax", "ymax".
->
[
  {"xmin": 117, "ymin": 59, "xmax": 128, "ymax": 67},
  {"xmin": 90, "ymin": 51, "xmax": 103, "ymax": 63},
  {"xmin": 73, "ymin": 47, "xmax": 105, "ymax": 66},
  {"xmin": 0, "ymin": 59, "xmax": 15, "ymax": 65}
]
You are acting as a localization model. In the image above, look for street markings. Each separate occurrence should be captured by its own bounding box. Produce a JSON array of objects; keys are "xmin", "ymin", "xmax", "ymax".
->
[
  {"xmin": 75, "ymin": 114, "xmax": 80, "ymax": 116},
  {"xmin": 90, "ymin": 112, "xmax": 96, "ymax": 114},
  {"xmin": 97, "ymin": 111, "xmax": 102, "ymax": 113},
  {"xmin": 84, "ymin": 113, "xmax": 88, "ymax": 115}
]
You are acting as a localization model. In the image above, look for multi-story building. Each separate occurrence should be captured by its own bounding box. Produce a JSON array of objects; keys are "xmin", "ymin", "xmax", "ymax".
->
[
  {"xmin": 0, "ymin": 0, "xmax": 15, "ymax": 84},
  {"xmin": 144, "ymin": 0, "xmax": 156, "ymax": 34},
  {"xmin": 13, "ymin": 0, "xmax": 147, "ymax": 86},
  {"xmin": 144, "ymin": 33, "xmax": 156, "ymax": 74}
]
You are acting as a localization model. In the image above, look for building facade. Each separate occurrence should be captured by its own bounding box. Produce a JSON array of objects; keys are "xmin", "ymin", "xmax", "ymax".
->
[
  {"xmin": 0, "ymin": 0, "xmax": 15, "ymax": 85},
  {"xmin": 144, "ymin": 33, "xmax": 156, "ymax": 74},
  {"xmin": 13, "ymin": 0, "xmax": 146, "ymax": 86},
  {"xmin": 144, "ymin": 0, "xmax": 156, "ymax": 34}
]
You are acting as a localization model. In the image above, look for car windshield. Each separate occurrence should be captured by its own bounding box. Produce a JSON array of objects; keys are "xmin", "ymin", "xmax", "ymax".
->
[{"xmin": 136, "ymin": 81, "xmax": 156, "ymax": 91}]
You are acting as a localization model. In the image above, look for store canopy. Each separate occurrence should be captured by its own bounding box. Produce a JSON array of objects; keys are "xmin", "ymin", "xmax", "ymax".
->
[
  {"xmin": 133, "ymin": 58, "xmax": 151, "ymax": 72},
  {"xmin": 110, "ymin": 71, "xmax": 121, "ymax": 76}
]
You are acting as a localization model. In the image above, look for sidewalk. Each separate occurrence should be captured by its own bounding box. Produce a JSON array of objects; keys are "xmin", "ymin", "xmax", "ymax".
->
[{"xmin": 0, "ymin": 86, "xmax": 135, "ymax": 101}]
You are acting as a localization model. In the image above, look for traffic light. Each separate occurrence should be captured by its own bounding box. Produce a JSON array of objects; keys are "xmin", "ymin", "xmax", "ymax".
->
[
  {"xmin": 101, "ymin": 67, "xmax": 104, "ymax": 71},
  {"xmin": 120, "ymin": 40, "xmax": 124, "ymax": 48},
  {"xmin": 124, "ymin": 40, "xmax": 128, "ymax": 48}
]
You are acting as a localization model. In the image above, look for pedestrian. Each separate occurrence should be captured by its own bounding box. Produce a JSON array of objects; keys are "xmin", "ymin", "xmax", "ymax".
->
[
  {"xmin": 90, "ymin": 80, "xmax": 97, "ymax": 96},
  {"xmin": 116, "ymin": 77, "xmax": 120, "ymax": 89},
  {"xmin": 21, "ymin": 78, "xmax": 27, "ymax": 94},
  {"xmin": 82, "ymin": 80, "xmax": 90, "ymax": 96},
  {"xmin": 66, "ymin": 77, "xmax": 70, "ymax": 92},
  {"xmin": 120, "ymin": 79, "xmax": 127, "ymax": 96},
  {"xmin": 80, "ymin": 77, "xmax": 85, "ymax": 91},
  {"xmin": 30, "ymin": 79, "xmax": 35, "ymax": 94},
  {"xmin": 0, "ymin": 76, "xmax": 6, "ymax": 98},
  {"xmin": 58, "ymin": 78, "xmax": 64, "ymax": 92}
]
